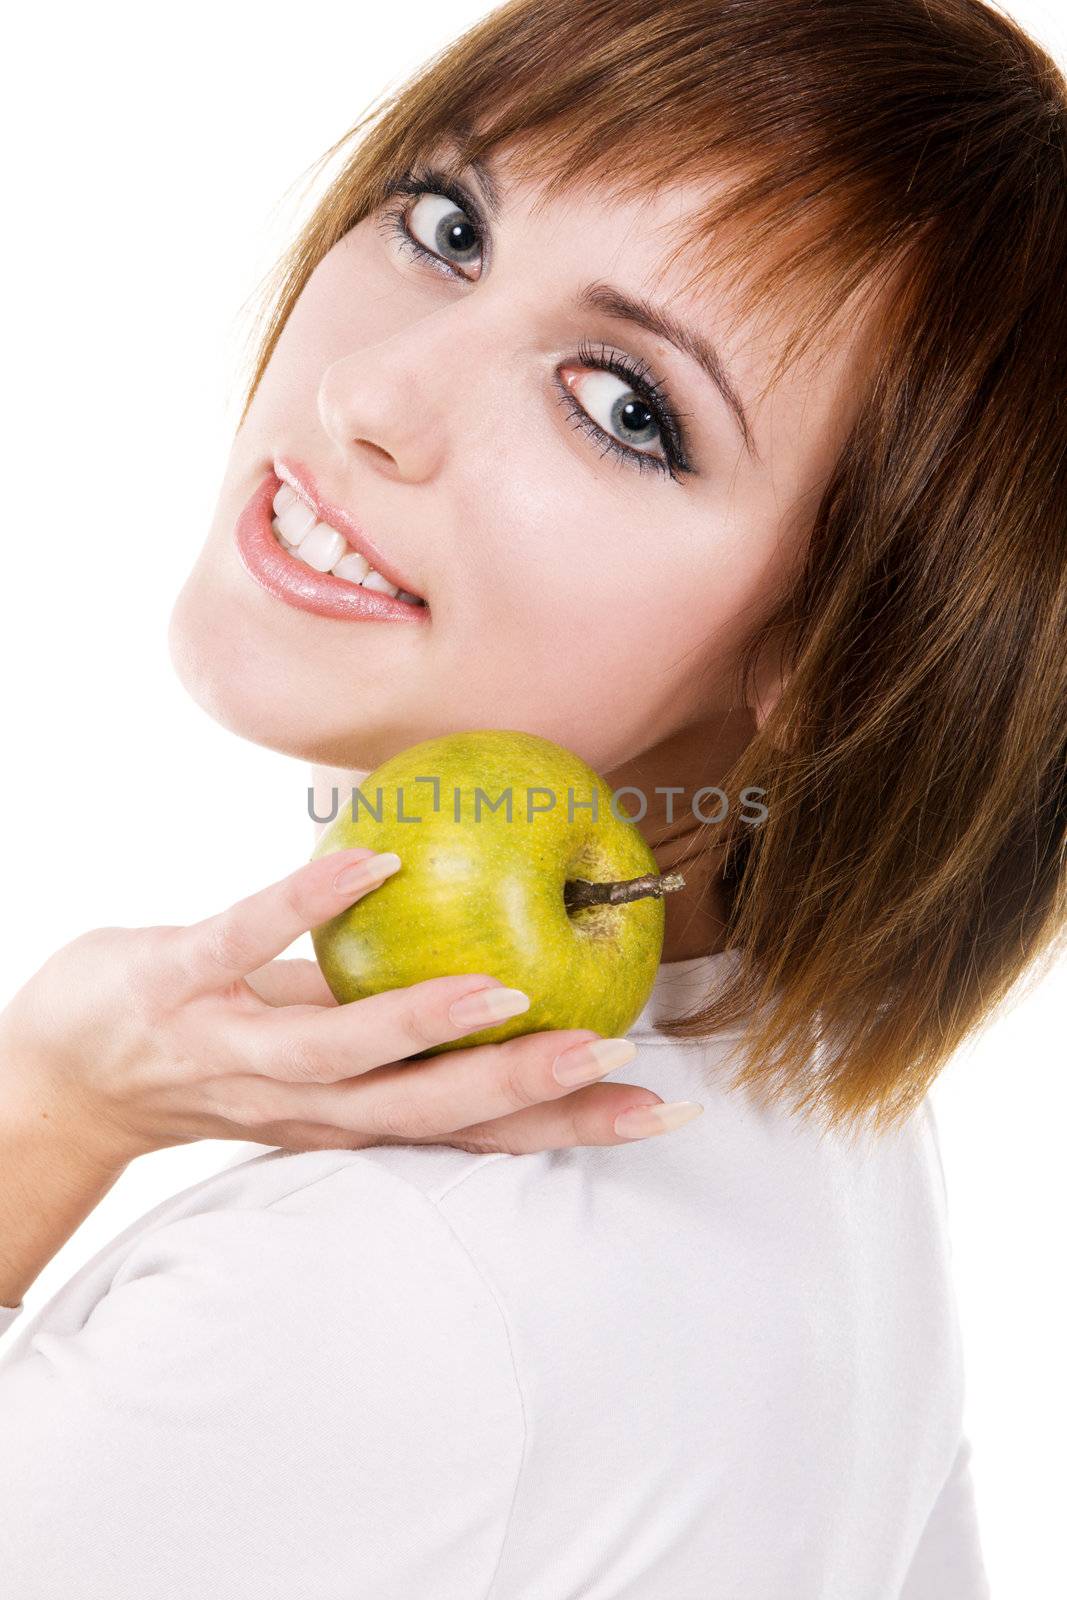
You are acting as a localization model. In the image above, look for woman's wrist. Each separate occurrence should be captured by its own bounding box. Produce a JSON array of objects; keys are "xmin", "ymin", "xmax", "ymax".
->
[{"xmin": 0, "ymin": 1020, "xmax": 133, "ymax": 1308}]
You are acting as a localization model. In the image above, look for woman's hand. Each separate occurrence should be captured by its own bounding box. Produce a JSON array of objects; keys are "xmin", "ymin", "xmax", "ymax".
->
[{"xmin": 0, "ymin": 848, "xmax": 683, "ymax": 1168}]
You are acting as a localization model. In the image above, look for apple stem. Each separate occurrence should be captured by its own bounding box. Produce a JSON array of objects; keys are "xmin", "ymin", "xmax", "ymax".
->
[{"xmin": 563, "ymin": 870, "xmax": 686, "ymax": 912}]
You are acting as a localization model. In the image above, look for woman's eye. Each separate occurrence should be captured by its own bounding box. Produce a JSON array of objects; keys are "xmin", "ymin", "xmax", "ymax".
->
[
  {"xmin": 404, "ymin": 193, "xmax": 482, "ymax": 275},
  {"xmin": 561, "ymin": 368, "xmax": 667, "ymax": 462}
]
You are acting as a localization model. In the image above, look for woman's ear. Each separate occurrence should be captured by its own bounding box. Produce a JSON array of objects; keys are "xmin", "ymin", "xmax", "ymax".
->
[
  {"xmin": 753, "ymin": 679, "xmax": 783, "ymax": 731},
  {"xmin": 748, "ymin": 631, "xmax": 790, "ymax": 732}
]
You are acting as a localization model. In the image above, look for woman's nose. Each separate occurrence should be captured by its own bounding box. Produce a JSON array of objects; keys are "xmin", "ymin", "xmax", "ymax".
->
[{"xmin": 316, "ymin": 345, "xmax": 448, "ymax": 484}]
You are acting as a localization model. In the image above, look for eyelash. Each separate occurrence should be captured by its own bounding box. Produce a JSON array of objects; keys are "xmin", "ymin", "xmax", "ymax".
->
[{"xmin": 375, "ymin": 171, "xmax": 693, "ymax": 482}]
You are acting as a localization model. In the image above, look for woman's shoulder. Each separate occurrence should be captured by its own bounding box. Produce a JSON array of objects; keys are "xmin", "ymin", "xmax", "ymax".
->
[
  {"xmin": 0, "ymin": 1142, "xmax": 527, "ymax": 1599},
  {"xmin": 1, "ymin": 1142, "xmax": 529, "ymax": 1500},
  {"xmin": 0, "ymin": 1144, "xmax": 522, "ymax": 1382}
]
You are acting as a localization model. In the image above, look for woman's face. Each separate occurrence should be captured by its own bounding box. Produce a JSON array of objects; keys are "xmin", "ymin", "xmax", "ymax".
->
[{"xmin": 169, "ymin": 142, "xmax": 871, "ymax": 773}]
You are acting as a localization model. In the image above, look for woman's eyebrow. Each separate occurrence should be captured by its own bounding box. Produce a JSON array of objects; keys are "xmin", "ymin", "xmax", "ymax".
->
[
  {"xmin": 464, "ymin": 154, "xmax": 504, "ymax": 220},
  {"xmin": 433, "ymin": 139, "xmax": 505, "ymax": 222},
  {"xmin": 577, "ymin": 281, "xmax": 757, "ymax": 459}
]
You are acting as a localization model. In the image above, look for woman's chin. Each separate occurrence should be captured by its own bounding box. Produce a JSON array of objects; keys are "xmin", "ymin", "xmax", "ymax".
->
[
  {"xmin": 166, "ymin": 589, "xmax": 412, "ymax": 768},
  {"xmin": 166, "ymin": 585, "xmax": 306, "ymax": 760}
]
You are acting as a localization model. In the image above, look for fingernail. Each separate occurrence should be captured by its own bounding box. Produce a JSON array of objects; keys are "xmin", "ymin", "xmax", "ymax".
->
[
  {"xmin": 333, "ymin": 852, "xmax": 401, "ymax": 894},
  {"xmin": 614, "ymin": 1101, "xmax": 704, "ymax": 1139},
  {"xmin": 449, "ymin": 987, "xmax": 530, "ymax": 1027},
  {"xmin": 553, "ymin": 1036, "xmax": 637, "ymax": 1086}
]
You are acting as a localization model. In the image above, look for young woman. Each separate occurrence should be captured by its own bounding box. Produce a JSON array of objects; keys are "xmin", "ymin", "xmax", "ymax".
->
[{"xmin": 1, "ymin": 0, "xmax": 1063, "ymax": 1593}]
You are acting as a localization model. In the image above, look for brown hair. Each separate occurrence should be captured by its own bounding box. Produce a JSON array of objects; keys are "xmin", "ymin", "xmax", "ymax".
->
[{"xmin": 238, "ymin": 0, "xmax": 1067, "ymax": 1135}]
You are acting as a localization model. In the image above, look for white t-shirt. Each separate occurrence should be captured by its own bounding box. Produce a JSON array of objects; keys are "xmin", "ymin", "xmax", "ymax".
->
[{"xmin": 0, "ymin": 953, "xmax": 990, "ymax": 1598}]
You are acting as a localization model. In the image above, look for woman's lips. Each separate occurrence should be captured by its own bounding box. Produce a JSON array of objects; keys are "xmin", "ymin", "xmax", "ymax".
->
[{"xmin": 234, "ymin": 473, "xmax": 431, "ymax": 625}]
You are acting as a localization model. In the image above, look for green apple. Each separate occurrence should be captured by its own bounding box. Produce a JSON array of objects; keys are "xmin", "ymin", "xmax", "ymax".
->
[{"xmin": 310, "ymin": 729, "xmax": 683, "ymax": 1054}]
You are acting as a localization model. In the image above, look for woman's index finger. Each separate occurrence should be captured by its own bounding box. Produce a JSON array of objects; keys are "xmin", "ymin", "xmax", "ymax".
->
[{"xmin": 166, "ymin": 848, "xmax": 396, "ymax": 997}]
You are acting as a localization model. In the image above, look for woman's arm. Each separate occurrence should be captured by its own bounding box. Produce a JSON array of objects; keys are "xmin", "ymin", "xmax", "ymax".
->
[{"xmin": 0, "ymin": 1057, "xmax": 129, "ymax": 1308}]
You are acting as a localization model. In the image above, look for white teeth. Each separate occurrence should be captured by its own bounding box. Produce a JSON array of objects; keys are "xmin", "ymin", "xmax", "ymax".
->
[
  {"xmin": 361, "ymin": 570, "xmax": 400, "ymax": 597},
  {"xmin": 269, "ymin": 507, "xmax": 426, "ymax": 605},
  {"xmin": 294, "ymin": 522, "xmax": 348, "ymax": 572},
  {"xmin": 331, "ymin": 550, "xmax": 371, "ymax": 583},
  {"xmin": 275, "ymin": 498, "xmax": 317, "ymax": 544},
  {"xmin": 272, "ymin": 483, "xmax": 298, "ymax": 516}
]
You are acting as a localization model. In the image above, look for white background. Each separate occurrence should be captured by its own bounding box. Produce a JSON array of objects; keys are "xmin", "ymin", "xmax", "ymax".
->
[{"xmin": 1, "ymin": 2, "xmax": 1063, "ymax": 1593}]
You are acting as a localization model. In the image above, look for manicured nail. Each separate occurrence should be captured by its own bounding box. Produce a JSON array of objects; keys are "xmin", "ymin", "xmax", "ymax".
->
[
  {"xmin": 333, "ymin": 852, "xmax": 401, "ymax": 894},
  {"xmin": 614, "ymin": 1101, "xmax": 704, "ymax": 1139},
  {"xmin": 449, "ymin": 987, "xmax": 531, "ymax": 1027},
  {"xmin": 553, "ymin": 1036, "xmax": 637, "ymax": 1086}
]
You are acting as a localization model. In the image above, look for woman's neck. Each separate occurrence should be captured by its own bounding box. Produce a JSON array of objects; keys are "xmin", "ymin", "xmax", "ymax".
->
[
  {"xmin": 308, "ymin": 763, "xmax": 369, "ymax": 844},
  {"xmin": 604, "ymin": 713, "xmax": 755, "ymax": 963}
]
